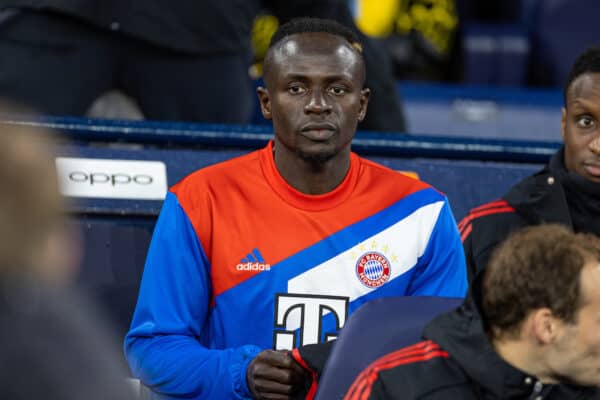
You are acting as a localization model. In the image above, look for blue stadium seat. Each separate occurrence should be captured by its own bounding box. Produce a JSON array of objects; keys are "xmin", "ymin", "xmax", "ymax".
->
[
  {"xmin": 399, "ymin": 81, "xmax": 562, "ymax": 140},
  {"xmin": 530, "ymin": 0, "xmax": 600, "ymax": 86},
  {"xmin": 315, "ymin": 296, "xmax": 463, "ymax": 400},
  {"xmin": 462, "ymin": 23, "xmax": 530, "ymax": 87},
  {"xmin": 72, "ymin": 216, "xmax": 154, "ymax": 338}
]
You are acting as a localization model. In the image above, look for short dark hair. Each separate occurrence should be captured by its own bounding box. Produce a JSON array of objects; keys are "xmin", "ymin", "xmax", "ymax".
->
[
  {"xmin": 563, "ymin": 45, "xmax": 600, "ymax": 105},
  {"xmin": 482, "ymin": 224, "xmax": 600, "ymax": 339},
  {"xmin": 268, "ymin": 17, "xmax": 363, "ymax": 54},
  {"xmin": 263, "ymin": 17, "xmax": 366, "ymax": 87}
]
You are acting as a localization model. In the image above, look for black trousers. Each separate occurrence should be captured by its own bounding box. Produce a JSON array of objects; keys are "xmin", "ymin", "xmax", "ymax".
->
[{"xmin": 0, "ymin": 9, "xmax": 255, "ymax": 123}]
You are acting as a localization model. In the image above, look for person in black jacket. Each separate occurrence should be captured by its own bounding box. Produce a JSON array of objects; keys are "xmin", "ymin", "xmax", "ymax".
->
[
  {"xmin": 459, "ymin": 45, "xmax": 600, "ymax": 281},
  {"xmin": 345, "ymin": 224, "xmax": 600, "ymax": 400},
  {"xmin": 0, "ymin": 0, "xmax": 405, "ymax": 130}
]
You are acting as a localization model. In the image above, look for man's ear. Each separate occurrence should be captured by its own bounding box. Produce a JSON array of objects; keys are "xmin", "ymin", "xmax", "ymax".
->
[
  {"xmin": 256, "ymin": 87, "xmax": 272, "ymax": 120},
  {"xmin": 561, "ymin": 107, "xmax": 567, "ymax": 141},
  {"xmin": 358, "ymin": 88, "xmax": 371, "ymax": 122},
  {"xmin": 531, "ymin": 308, "xmax": 561, "ymax": 345}
]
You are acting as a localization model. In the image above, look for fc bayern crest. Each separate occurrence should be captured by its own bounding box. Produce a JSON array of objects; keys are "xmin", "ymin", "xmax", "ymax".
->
[{"xmin": 355, "ymin": 252, "xmax": 391, "ymax": 288}]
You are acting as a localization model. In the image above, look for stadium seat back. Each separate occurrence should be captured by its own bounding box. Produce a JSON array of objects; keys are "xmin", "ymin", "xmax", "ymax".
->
[{"xmin": 315, "ymin": 296, "xmax": 462, "ymax": 400}]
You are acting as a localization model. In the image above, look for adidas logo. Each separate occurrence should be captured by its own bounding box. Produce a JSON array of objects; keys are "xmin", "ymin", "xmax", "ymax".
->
[
  {"xmin": 236, "ymin": 262, "xmax": 271, "ymax": 271},
  {"xmin": 236, "ymin": 248, "xmax": 271, "ymax": 271}
]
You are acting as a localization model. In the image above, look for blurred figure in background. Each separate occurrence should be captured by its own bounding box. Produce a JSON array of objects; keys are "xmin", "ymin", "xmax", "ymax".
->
[
  {"xmin": 0, "ymin": 0, "xmax": 405, "ymax": 131},
  {"xmin": 0, "ymin": 101, "xmax": 133, "ymax": 400},
  {"xmin": 352, "ymin": 0, "xmax": 460, "ymax": 83}
]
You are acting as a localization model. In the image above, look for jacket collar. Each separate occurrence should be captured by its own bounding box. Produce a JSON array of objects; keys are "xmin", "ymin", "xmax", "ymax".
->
[{"xmin": 503, "ymin": 151, "xmax": 573, "ymax": 227}]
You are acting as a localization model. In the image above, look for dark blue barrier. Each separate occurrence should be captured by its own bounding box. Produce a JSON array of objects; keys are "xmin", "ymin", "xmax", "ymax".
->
[
  {"xmin": 1, "ymin": 117, "xmax": 558, "ymax": 337},
  {"xmin": 5, "ymin": 115, "xmax": 560, "ymax": 163}
]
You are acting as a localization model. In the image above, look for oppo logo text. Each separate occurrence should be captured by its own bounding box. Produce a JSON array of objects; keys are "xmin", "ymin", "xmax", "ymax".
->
[{"xmin": 68, "ymin": 171, "xmax": 154, "ymax": 186}]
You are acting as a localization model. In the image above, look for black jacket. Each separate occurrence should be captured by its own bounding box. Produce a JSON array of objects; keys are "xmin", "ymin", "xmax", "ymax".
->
[
  {"xmin": 344, "ymin": 276, "xmax": 600, "ymax": 400},
  {"xmin": 0, "ymin": 1, "xmax": 362, "ymax": 55},
  {"xmin": 0, "ymin": 0, "xmax": 260, "ymax": 54},
  {"xmin": 0, "ymin": 280, "xmax": 133, "ymax": 400},
  {"xmin": 459, "ymin": 153, "xmax": 574, "ymax": 282},
  {"xmin": 0, "ymin": 1, "xmax": 354, "ymax": 54}
]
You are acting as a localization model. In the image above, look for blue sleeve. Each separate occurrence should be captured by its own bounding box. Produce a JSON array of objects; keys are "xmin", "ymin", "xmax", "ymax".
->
[
  {"xmin": 124, "ymin": 192, "xmax": 261, "ymax": 399},
  {"xmin": 407, "ymin": 198, "xmax": 468, "ymax": 297}
]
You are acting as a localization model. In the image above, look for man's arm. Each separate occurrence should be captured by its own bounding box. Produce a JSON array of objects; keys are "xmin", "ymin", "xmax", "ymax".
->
[
  {"xmin": 345, "ymin": 376, "xmax": 390, "ymax": 400},
  {"xmin": 458, "ymin": 199, "xmax": 519, "ymax": 282},
  {"xmin": 406, "ymin": 198, "xmax": 468, "ymax": 297},
  {"xmin": 458, "ymin": 213, "xmax": 477, "ymax": 283},
  {"xmin": 124, "ymin": 192, "xmax": 261, "ymax": 399}
]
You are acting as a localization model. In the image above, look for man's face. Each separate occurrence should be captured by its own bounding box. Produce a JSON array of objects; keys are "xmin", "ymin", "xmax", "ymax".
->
[
  {"xmin": 561, "ymin": 72, "xmax": 600, "ymax": 182},
  {"xmin": 258, "ymin": 32, "xmax": 370, "ymax": 164},
  {"xmin": 547, "ymin": 260, "xmax": 600, "ymax": 386}
]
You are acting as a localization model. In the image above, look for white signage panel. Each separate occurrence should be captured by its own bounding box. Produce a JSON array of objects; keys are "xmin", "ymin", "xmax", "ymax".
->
[{"xmin": 55, "ymin": 157, "xmax": 168, "ymax": 200}]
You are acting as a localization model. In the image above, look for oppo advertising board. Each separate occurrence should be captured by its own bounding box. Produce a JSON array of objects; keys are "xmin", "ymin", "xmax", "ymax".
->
[{"xmin": 55, "ymin": 157, "xmax": 168, "ymax": 200}]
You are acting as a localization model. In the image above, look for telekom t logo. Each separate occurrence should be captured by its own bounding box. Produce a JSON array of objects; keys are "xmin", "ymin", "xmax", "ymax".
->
[{"xmin": 273, "ymin": 293, "xmax": 349, "ymax": 350}]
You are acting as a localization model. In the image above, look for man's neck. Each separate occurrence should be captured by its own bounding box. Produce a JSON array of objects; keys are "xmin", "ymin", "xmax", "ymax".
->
[
  {"xmin": 273, "ymin": 143, "xmax": 351, "ymax": 195},
  {"xmin": 493, "ymin": 338, "xmax": 558, "ymax": 384}
]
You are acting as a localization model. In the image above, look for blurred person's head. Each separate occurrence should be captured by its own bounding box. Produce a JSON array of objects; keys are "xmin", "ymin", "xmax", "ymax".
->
[
  {"xmin": 257, "ymin": 18, "xmax": 370, "ymax": 171},
  {"xmin": 561, "ymin": 46, "xmax": 600, "ymax": 182},
  {"xmin": 482, "ymin": 224, "xmax": 600, "ymax": 386},
  {"xmin": 0, "ymin": 101, "xmax": 79, "ymax": 285}
]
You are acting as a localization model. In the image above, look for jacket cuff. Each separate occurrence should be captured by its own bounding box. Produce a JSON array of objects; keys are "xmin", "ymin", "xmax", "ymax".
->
[
  {"xmin": 231, "ymin": 345, "xmax": 262, "ymax": 399},
  {"xmin": 291, "ymin": 348, "xmax": 319, "ymax": 400}
]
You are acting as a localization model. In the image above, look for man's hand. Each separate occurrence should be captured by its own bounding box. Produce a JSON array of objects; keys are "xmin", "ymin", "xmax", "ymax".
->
[{"xmin": 246, "ymin": 349, "xmax": 308, "ymax": 399}]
